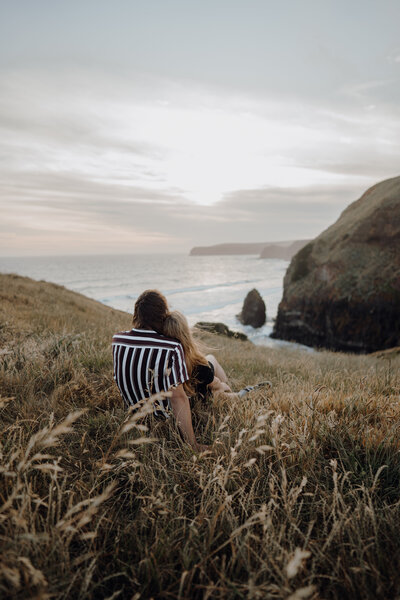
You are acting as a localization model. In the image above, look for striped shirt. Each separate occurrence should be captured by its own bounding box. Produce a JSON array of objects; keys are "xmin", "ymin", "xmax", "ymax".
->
[{"xmin": 112, "ymin": 328, "xmax": 189, "ymax": 417}]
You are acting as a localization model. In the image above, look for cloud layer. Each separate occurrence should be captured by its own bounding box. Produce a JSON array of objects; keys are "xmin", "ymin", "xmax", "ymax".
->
[{"xmin": 1, "ymin": 0, "xmax": 400, "ymax": 255}]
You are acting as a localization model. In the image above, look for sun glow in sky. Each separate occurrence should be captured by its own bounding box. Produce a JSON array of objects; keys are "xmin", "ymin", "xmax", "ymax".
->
[{"xmin": 0, "ymin": 0, "xmax": 399, "ymax": 255}]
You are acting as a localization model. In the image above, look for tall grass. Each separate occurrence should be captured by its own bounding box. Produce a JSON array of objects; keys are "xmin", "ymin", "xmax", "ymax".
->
[{"xmin": 1, "ymin": 274, "xmax": 400, "ymax": 599}]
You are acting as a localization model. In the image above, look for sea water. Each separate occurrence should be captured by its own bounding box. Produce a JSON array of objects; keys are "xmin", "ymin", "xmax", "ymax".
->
[{"xmin": 0, "ymin": 253, "xmax": 310, "ymax": 350}]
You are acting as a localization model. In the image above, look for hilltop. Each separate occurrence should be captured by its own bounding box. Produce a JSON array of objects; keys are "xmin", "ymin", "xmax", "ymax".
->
[
  {"xmin": 0, "ymin": 273, "xmax": 130, "ymax": 341},
  {"xmin": 1, "ymin": 273, "xmax": 400, "ymax": 599}
]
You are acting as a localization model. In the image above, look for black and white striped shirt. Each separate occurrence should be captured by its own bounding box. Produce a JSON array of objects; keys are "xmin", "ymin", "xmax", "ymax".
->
[{"xmin": 112, "ymin": 328, "xmax": 189, "ymax": 417}]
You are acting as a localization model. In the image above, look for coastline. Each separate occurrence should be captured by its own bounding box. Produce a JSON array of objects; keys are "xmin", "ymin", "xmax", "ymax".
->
[{"xmin": 0, "ymin": 254, "xmax": 291, "ymax": 349}]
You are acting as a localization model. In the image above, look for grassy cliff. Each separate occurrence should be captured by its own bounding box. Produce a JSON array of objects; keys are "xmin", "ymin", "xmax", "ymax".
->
[
  {"xmin": 1, "ymin": 273, "xmax": 400, "ymax": 599},
  {"xmin": 273, "ymin": 176, "xmax": 400, "ymax": 353}
]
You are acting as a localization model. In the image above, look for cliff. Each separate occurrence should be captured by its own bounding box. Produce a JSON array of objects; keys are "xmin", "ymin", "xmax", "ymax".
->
[
  {"xmin": 190, "ymin": 242, "xmax": 273, "ymax": 255},
  {"xmin": 272, "ymin": 176, "xmax": 400, "ymax": 353},
  {"xmin": 190, "ymin": 240, "xmax": 309, "ymax": 257},
  {"xmin": 259, "ymin": 239, "xmax": 310, "ymax": 260}
]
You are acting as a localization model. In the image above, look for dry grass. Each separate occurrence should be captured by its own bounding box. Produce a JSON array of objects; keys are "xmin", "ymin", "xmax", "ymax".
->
[{"xmin": 1, "ymin": 273, "xmax": 400, "ymax": 599}]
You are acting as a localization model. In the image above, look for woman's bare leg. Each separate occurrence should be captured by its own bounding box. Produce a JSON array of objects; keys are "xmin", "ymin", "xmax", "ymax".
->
[
  {"xmin": 209, "ymin": 378, "xmax": 239, "ymax": 400},
  {"xmin": 206, "ymin": 354, "xmax": 229, "ymax": 385},
  {"xmin": 208, "ymin": 376, "xmax": 231, "ymax": 394}
]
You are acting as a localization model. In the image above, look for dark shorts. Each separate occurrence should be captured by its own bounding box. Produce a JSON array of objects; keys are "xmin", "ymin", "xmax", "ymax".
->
[{"xmin": 192, "ymin": 361, "xmax": 215, "ymax": 401}]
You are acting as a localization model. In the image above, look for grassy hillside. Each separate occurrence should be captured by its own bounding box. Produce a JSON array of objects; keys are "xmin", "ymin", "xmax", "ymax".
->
[{"xmin": 1, "ymin": 273, "xmax": 400, "ymax": 599}]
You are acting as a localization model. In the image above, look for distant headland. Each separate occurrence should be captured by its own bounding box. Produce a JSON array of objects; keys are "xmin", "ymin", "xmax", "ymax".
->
[{"xmin": 190, "ymin": 239, "xmax": 310, "ymax": 259}]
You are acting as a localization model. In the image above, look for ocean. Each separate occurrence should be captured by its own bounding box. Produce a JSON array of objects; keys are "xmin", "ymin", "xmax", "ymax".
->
[{"xmin": 0, "ymin": 253, "xmax": 308, "ymax": 350}]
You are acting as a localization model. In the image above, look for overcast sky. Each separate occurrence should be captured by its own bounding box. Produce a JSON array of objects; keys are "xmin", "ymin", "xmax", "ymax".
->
[{"xmin": 1, "ymin": 0, "xmax": 399, "ymax": 256}]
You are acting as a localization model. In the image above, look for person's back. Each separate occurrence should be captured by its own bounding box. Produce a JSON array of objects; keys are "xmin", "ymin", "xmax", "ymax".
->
[
  {"xmin": 112, "ymin": 289, "xmax": 205, "ymax": 450},
  {"xmin": 112, "ymin": 326, "xmax": 188, "ymax": 417}
]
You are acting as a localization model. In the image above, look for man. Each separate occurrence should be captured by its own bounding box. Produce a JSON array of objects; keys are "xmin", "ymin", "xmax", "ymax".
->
[{"xmin": 112, "ymin": 289, "xmax": 206, "ymax": 451}]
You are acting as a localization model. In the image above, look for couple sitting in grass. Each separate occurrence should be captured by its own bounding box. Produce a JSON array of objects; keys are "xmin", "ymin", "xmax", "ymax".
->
[{"xmin": 112, "ymin": 289, "xmax": 270, "ymax": 451}]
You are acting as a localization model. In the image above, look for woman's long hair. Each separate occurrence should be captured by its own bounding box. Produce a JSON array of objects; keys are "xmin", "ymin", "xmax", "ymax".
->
[{"xmin": 163, "ymin": 311, "xmax": 208, "ymax": 396}]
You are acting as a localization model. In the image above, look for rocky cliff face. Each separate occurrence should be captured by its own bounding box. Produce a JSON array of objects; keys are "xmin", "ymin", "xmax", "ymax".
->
[{"xmin": 272, "ymin": 176, "xmax": 400, "ymax": 353}]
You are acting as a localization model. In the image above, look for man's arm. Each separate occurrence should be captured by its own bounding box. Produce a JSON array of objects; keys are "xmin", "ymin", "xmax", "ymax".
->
[{"xmin": 169, "ymin": 384, "xmax": 206, "ymax": 451}]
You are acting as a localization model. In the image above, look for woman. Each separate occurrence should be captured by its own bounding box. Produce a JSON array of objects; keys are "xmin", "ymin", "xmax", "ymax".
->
[{"xmin": 163, "ymin": 311, "xmax": 270, "ymax": 401}]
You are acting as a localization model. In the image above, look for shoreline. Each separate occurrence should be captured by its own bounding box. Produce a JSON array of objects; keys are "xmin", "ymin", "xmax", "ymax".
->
[
  {"xmin": 1, "ymin": 270, "xmax": 315, "ymax": 354},
  {"xmin": 0, "ymin": 255, "xmax": 291, "ymax": 349}
]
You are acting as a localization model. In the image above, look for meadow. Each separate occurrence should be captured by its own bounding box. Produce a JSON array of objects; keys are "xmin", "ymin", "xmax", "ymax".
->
[{"xmin": 1, "ymin": 273, "xmax": 400, "ymax": 599}]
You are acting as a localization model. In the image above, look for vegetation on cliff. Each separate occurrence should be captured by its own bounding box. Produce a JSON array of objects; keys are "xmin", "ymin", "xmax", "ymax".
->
[
  {"xmin": 1, "ymin": 274, "xmax": 400, "ymax": 599},
  {"xmin": 273, "ymin": 176, "xmax": 400, "ymax": 352}
]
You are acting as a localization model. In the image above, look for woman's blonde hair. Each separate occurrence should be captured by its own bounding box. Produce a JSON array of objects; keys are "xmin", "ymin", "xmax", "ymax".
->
[{"xmin": 163, "ymin": 311, "xmax": 208, "ymax": 395}]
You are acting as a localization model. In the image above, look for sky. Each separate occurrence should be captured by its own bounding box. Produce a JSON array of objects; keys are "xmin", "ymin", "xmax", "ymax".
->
[{"xmin": 0, "ymin": 0, "xmax": 399, "ymax": 256}]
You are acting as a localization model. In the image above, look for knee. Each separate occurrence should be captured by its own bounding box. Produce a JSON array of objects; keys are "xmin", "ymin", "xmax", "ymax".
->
[{"xmin": 208, "ymin": 376, "xmax": 221, "ymax": 390}]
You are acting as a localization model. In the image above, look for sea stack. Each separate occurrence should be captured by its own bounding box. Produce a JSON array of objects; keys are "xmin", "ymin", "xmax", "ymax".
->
[
  {"xmin": 238, "ymin": 289, "xmax": 266, "ymax": 328},
  {"xmin": 272, "ymin": 176, "xmax": 400, "ymax": 353}
]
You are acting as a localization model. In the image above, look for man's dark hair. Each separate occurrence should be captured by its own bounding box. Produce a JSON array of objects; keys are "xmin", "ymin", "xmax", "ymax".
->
[{"xmin": 132, "ymin": 289, "xmax": 169, "ymax": 333}]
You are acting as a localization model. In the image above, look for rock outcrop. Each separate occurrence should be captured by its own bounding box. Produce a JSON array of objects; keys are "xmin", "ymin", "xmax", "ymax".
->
[
  {"xmin": 237, "ymin": 289, "xmax": 266, "ymax": 328},
  {"xmin": 195, "ymin": 322, "xmax": 248, "ymax": 341},
  {"xmin": 272, "ymin": 176, "xmax": 400, "ymax": 353}
]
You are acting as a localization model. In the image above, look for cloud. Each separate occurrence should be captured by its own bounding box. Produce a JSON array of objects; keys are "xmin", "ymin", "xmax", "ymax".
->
[
  {"xmin": 1, "ymin": 68, "xmax": 399, "ymax": 255},
  {"xmin": 0, "ymin": 175, "xmax": 367, "ymax": 257},
  {"xmin": 387, "ymin": 52, "xmax": 400, "ymax": 64},
  {"xmin": 0, "ymin": 170, "xmax": 185, "ymax": 205},
  {"xmin": 340, "ymin": 79, "xmax": 396, "ymax": 100},
  {"xmin": 218, "ymin": 183, "xmax": 360, "ymax": 226}
]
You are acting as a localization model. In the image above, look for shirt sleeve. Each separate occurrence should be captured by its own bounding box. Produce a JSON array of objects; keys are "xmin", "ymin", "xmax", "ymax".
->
[{"xmin": 169, "ymin": 343, "xmax": 189, "ymax": 387}]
